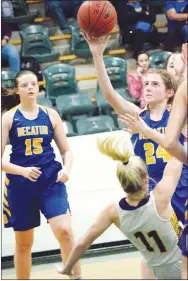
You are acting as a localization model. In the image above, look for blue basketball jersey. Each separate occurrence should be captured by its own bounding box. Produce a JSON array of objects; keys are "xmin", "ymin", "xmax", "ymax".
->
[
  {"xmin": 131, "ymin": 109, "xmax": 186, "ymax": 189},
  {"xmin": 8, "ymin": 106, "xmax": 56, "ymax": 167}
]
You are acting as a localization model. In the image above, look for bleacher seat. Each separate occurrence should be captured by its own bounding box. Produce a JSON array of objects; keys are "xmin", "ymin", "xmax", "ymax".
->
[
  {"xmin": 3, "ymin": 0, "xmax": 39, "ymax": 24},
  {"xmin": 96, "ymin": 57, "xmax": 140, "ymax": 115},
  {"xmin": 20, "ymin": 24, "xmax": 60, "ymax": 63},
  {"xmin": 76, "ymin": 115, "xmax": 117, "ymax": 135},
  {"xmin": 2, "ymin": 71, "xmax": 16, "ymax": 89},
  {"xmin": 63, "ymin": 121, "xmax": 78, "ymax": 137},
  {"xmin": 37, "ymin": 96, "xmax": 53, "ymax": 108},
  {"xmin": 69, "ymin": 20, "xmax": 91, "ymax": 57},
  {"xmin": 43, "ymin": 63, "xmax": 79, "ymax": 105},
  {"xmin": 149, "ymin": 50, "xmax": 172, "ymax": 69},
  {"xmin": 56, "ymin": 93, "xmax": 95, "ymax": 123}
]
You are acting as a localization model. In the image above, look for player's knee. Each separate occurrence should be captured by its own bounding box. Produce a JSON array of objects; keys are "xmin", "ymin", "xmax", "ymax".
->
[
  {"xmin": 16, "ymin": 239, "xmax": 33, "ymax": 252},
  {"xmin": 56, "ymin": 225, "xmax": 73, "ymax": 242}
]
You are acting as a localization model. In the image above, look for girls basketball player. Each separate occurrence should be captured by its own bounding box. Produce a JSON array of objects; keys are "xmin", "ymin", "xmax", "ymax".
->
[
  {"xmin": 83, "ymin": 34, "xmax": 187, "ymax": 224},
  {"xmin": 56, "ymin": 134, "xmax": 182, "ymax": 279},
  {"xmin": 119, "ymin": 79, "xmax": 188, "ymax": 279},
  {"xmin": 2, "ymin": 71, "xmax": 81, "ymax": 279},
  {"xmin": 119, "ymin": 80, "xmax": 187, "ymax": 164}
]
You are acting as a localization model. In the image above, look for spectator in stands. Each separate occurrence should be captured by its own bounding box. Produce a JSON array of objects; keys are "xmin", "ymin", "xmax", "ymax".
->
[
  {"xmin": 116, "ymin": 0, "xmax": 160, "ymax": 58},
  {"xmin": 1, "ymin": 20, "xmax": 20, "ymax": 73},
  {"xmin": 45, "ymin": 0, "xmax": 83, "ymax": 34},
  {"xmin": 165, "ymin": 0, "xmax": 188, "ymax": 51},
  {"xmin": 127, "ymin": 51, "xmax": 151, "ymax": 109}
]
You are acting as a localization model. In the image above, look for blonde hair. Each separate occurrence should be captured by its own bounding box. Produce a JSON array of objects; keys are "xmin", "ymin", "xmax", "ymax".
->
[{"xmin": 97, "ymin": 134, "xmax": 148, "ymax": 194}]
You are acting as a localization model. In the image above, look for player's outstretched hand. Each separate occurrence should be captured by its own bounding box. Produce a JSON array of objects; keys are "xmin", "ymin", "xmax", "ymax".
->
[
  {"xmin": 22, "ymin": 167, "xmax": 42, "ymax": 182},
  {"xmin": 119, "ymin": 113, "xmax": 148, "ymax": 135},
  {"xmin": 56, "ymin": 167, "xmax": 69, "ymax": 183},
  {"xmin": 82, "ymin": 32, "xmax": 111, "ymax": 56}
]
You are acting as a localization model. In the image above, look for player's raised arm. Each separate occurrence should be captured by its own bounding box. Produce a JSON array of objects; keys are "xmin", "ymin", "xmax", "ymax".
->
[
  {"xmin": 57, "ymin": 203, "xmax": 118, "ymax": 276},
  {"xmin": 83, "ymin": 33, "xmax": 141, "ymax": 116}
]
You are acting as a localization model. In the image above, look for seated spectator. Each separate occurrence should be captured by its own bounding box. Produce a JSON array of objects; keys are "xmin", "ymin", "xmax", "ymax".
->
[
  {"xmin": 127, "ymin": 51, "xmax": 151, "ymax": 108},
  {"xmin": 1, "ymin": 20, "xmax": 20, "ymax": 73},
  {"xmin": 116, "ymin": 0, "xmax": 160, "ymax": 58},
  {"xmin": 165, "ymin": 0, "xmax": 188, "ymax": 51},
  {"xmin": 45, "ymin": 0, "xmax": 83, "ymax": 34}
]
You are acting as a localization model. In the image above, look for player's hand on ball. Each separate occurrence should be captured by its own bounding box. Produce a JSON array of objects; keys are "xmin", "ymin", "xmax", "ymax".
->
[
  {"xmin": 56, "ymin": 167, "xmax": 69, "ymax": 183},
  {"xmin": 22, "ymin": 167, "xmax": 42, "ymax": 182},
  {"xmin": 83, "ymin": 32, "xmax": 111, "ymax": 56}
]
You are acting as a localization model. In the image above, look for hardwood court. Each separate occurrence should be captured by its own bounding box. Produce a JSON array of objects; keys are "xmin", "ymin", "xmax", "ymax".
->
[{"xmin": 2, "ymin": 256, "xmax": 142, "ymax": 279}]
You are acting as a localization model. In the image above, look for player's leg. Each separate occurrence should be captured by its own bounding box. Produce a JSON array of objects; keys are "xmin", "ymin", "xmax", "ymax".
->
[
  {"xmin": 49, "ymin": 213, "xmax": 81, "ymax": 277},
  {"xmin": 182, "ymin": 256, "xmax": 188, "ymax": 279},
  {"xmin": 41, "ymin": 181, "xmax": 81, "ymax": 277},
  {"xmin": 4, "ymin": 176, "xmax": 41, "ymax": 279},
  {"xmin": 141, "ymin": 259, "xmax": 155, "ymax": 279},
  {"xmin": 14, "ymin": 228, "xmax": 34, "ymax": 279}
]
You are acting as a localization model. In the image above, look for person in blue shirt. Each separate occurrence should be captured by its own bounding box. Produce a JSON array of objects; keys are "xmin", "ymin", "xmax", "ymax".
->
[
  {"xmin": 83, "ymin": 33, "xmax": 187, "ymax": 226},
  {"xmin": 165, "ymin": 0, "xmax": 188, "ymax": 51},
  {"xmin": 114, "ymin": 0, "xmax": 161, "ymax": 58},
  {"xmin": 2, "ymin": 70, "xmax": 81, "ymax": 279}
]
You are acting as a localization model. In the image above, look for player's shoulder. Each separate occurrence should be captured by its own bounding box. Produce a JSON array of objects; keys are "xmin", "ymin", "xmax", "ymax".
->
[
  {"xmin": 39, "ymin": 105, "xmax": 59, "ymax": 117},
  {"xmin": 2, "ymin": 106, "xmax": 17, "ymax": 120},
  {"xmin": 2, "ymin": 106, "xmax": 17, "ymax": 129}
]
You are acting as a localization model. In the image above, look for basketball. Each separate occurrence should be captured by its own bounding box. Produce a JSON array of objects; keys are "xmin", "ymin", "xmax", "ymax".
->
[{"xmin": 77, "ymin": 0, "xmax": 117, "ymax": 38}]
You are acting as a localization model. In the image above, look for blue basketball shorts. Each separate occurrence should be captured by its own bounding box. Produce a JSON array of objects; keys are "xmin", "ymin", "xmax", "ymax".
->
[
  {"xmin": 3, "ymin": 161, "xmax": 71, "ymax": 231},
  {"xmin": 181, "ymin": 225, "xmax": 188, "ymax": 257}
]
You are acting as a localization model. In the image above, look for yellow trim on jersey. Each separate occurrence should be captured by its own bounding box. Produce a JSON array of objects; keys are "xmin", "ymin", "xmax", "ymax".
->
[
  {"xmin": 5, "ymin": 177, "xmax": 10, "ymax": 185},
  {"xmin": 170, "ymin": 210, "xmax": 180, "ymax": 237},
  {"xmin": 4, "ymin": 214, "xmax": 8, "ymax": 224},
  {"xmin": 38, "ymin": 105, "xmax": 47, "ymax": 113},
  {"xmin": 3, "ymin": 197, "xmax": 9, "ymax": 207},
  {"xmin": 9, "ymin": 106, "xmax": 18, "ymax": 112},
  {"xmin": 4, "ymin": 185, "xmax": 8, "ymax": 197},
  {"xmin": 3, "ymin": 206, "xmax": 11, "ymax": 216},
  {"xmin": 185, "ymin": 210, "xmax": 188, "ymax": 221}
]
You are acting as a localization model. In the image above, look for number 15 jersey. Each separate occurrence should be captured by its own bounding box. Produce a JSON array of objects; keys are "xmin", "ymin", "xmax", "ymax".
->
[{"xmin": 8, "ymin": 106, "xmax": 56, "ymax": 167}]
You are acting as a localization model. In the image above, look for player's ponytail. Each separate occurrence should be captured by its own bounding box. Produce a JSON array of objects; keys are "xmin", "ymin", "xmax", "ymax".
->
[
  {"xmin": 2, "ymin": 70, "xmax": 37, "ymax": 113},
  {"xmin": 97, "ymin": 134, "xmax": 148, "ymax": 194},
  {"xmin": 2, "ymin": 87, "xmax": 20, "ymax": 113}
]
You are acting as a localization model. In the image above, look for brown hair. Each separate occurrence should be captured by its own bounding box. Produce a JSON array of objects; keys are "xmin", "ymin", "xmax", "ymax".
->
[
  {"xmin": 1, "ymin": 70, "xmax": 37, "ymax": 112},
  {"xmin": 148, "ymin": 69, "xmax": 178, "ymax": 104}
]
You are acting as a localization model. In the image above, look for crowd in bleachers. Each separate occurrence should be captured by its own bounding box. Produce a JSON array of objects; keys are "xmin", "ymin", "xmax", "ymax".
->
[{"xmin": 1, "ymin": 0, "xmax": 188, "ymax": 136}]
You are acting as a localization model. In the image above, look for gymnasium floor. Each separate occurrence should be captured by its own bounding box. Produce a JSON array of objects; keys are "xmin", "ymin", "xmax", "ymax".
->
[{"xmin": 2, "ymin": 250, "xmax": 142, "ymax": 279}]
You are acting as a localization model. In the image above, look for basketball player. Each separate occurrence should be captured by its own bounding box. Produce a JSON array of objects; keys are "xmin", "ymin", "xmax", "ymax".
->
[
  {"xmin": 2, "ymin": 71, "xmax": 81, "ymax": 279},
  {"xmin": 56, "ymin": 134, "xmax": 182, "ymax": 279},
  {"xmin": 119, "ymin": 79, "xmax": 188, "ymax": 279},
  {"xmin": 83, "ymin": 34, "xmax": 187, "ymax": 225}
]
